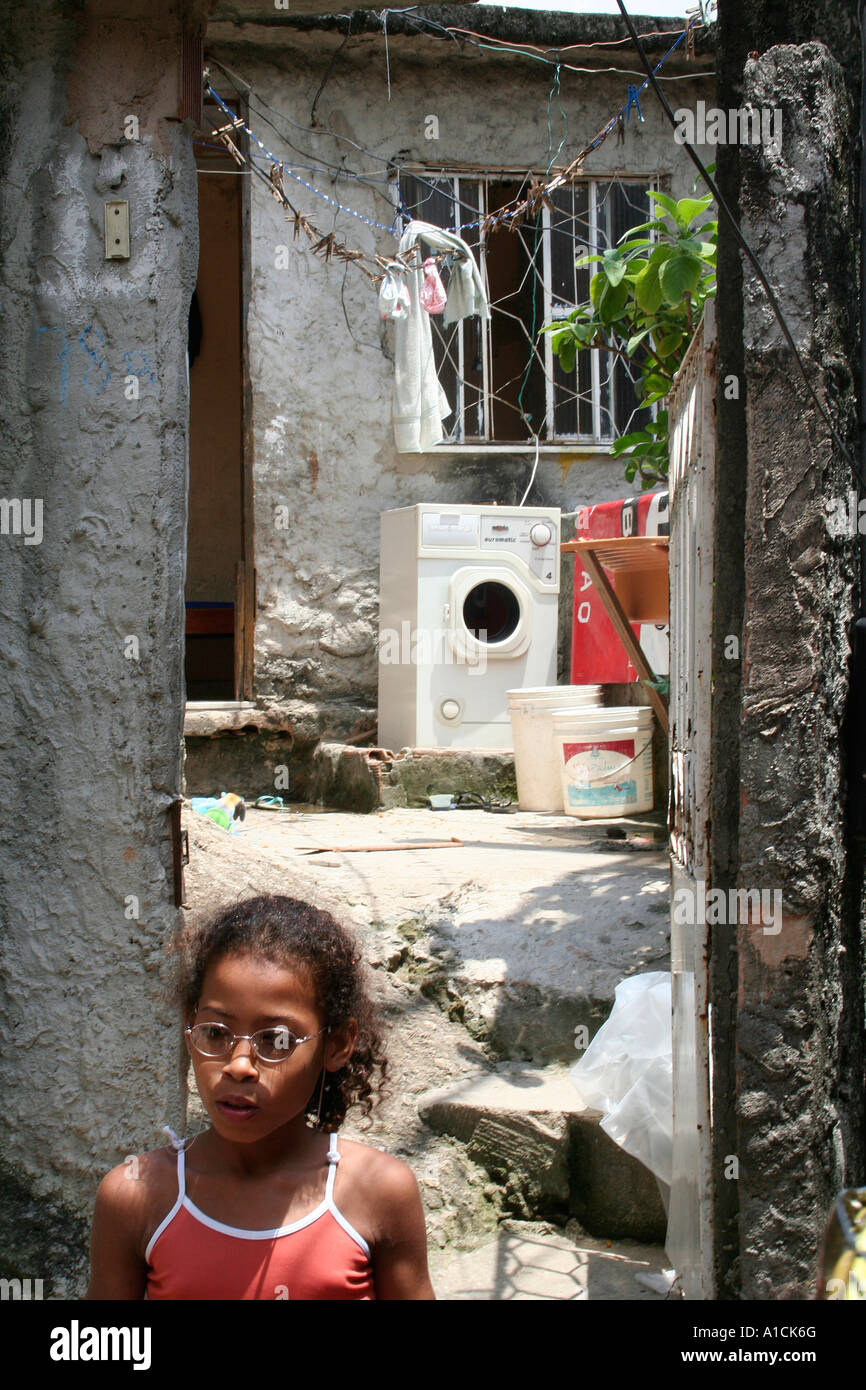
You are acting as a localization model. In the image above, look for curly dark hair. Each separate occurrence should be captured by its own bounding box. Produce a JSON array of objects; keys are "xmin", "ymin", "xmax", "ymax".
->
[{"xmin": 171, "ymin": 895, "xmax": 388, "ymax": 1131}]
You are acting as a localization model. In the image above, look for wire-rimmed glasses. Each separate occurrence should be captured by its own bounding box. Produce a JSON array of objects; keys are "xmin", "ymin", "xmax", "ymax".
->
[{"xmin": 185, "ymin": 1021, "xmax": 329, "ymax": 1065}]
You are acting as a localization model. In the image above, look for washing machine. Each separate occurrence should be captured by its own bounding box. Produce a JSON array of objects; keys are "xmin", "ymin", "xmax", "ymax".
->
[{"xmin": 378, "ymin": 504, "xmax": 561, "ymax": 749}]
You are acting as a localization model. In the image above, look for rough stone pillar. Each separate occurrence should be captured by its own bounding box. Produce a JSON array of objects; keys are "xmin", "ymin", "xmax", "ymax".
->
[
  {"xmin": 0, "ymin": 0, "xmax": 203, "ymax": 1294},
  {"xmin": 713, "ymin": 27, "xmax": 866, "ymax": 1297}
]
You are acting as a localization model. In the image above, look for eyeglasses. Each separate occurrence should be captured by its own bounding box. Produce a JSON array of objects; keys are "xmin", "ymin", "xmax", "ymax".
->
[{"xmin": 185, "ymin": 1021, "xmax": 329, "ymax": 1065}]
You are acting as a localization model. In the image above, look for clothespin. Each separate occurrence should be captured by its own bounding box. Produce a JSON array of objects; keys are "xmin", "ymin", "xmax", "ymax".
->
[
  {"xmin": 685, "ymin": 12, "xmax": 696, "ymax": 59},
  {"xmin": 616, "ymin": 112, "xmax": 626, "ymax": 146},
  {"xmin": 269, "ymin": 162, "xmax": 285, "ymax": 202},
  {"xmin": 625, "ymin": 84, "xmax": 644, "ymax": 123}
]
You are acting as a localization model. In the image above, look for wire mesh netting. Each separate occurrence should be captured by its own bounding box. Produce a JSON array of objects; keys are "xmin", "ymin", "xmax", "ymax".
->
[{"xmin": 399, "ymin": 172, "xmax": 656, "ymax": 447}]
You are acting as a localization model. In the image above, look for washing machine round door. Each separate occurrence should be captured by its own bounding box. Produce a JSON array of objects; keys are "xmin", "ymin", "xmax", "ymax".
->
[{"xmin": 449, "ymin": 567, "xmax": 532, "ymax": 661}]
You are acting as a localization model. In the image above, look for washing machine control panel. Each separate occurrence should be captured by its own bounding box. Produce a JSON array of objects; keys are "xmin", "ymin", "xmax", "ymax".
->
[{"xmin": 480, "ymin": 514, "xmax": 559, "ymax": 587}]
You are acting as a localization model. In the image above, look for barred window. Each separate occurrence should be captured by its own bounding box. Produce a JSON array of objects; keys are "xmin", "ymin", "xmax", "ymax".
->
[{"xmin": 398, "ymin": 172, "xmax": 656, "ymax": 447}]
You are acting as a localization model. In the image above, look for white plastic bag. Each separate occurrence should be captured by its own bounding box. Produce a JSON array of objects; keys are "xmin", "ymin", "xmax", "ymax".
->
[
  {"xmin": 377, "ymin": 265, "xmax": 410, "ymax": 320},
  {"xmin": 570, "ymin": 971, "xmax": 672, "ymax": 1184}
]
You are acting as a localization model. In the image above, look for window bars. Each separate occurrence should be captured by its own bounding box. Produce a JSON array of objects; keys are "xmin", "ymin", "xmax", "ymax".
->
[{"xmin": 399, "ymin": 172, "xmax": 657, "ymax": 448}]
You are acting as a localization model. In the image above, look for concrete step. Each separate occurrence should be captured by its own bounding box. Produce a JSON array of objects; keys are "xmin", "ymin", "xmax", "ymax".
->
[
  {"xmin": 418, "ymin": 1066, "xmax": 667, "ymax": 1243},
  {"xmin": 312, "ymin": 743, "xmax": 518, "ymax": 812}
]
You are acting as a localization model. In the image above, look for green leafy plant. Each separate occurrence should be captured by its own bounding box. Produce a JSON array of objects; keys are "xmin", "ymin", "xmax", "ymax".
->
[{"xmin": 541, "ymin": 189, "xmax": 717, "ymax": 488}]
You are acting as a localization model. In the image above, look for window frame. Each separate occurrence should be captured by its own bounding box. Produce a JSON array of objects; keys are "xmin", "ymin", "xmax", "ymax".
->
[{"xmin": 396, "ymin": 167, "xmax": 661, "ymax": 452}]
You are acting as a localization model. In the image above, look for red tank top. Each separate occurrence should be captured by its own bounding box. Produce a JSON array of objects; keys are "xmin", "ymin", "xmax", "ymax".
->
[{"xmin": 145, "ymin": 1132, "xmax": 376, "ymax": 1300}]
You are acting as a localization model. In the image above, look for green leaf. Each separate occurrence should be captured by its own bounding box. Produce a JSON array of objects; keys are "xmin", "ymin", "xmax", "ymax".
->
[
  {"xmin": 634, "ymin": 262, "xmax": 663, "ymax": 314},
  {"xmin": 652, "ymin": 330, "xmax": 684, "ymax": 358},
  {"xmin": 558, "ymin": 339, "xmax": 576, "ymax": 374},
  {"xmin": 627, "ymin": 326, "xmax": 653, "ymax": 355},
  {"xmin": 611, "ymin": 429, "xmax": 653, "ymax": 456},
  {"xmin": 639, "ymin": 371, "xmax": 672, "ymax": 397},
  {"xmin": 649, "ymin": 242, "xmax": 675, "ymax": 266},
  {"xmin": 659, "ymin": 253, "xmax": 702, "ymax": 303},
  {"xmin": 617, "ymin": 219, "xmax": 669, "ymax": 241},
  {"xmin": 575, "ymin": 252, "xmax": 605, "ymax": 271},
  {"xmin": 598, "ymin": 277, "xmax": 629, "ymax": 324},
  {"xmin": 647, "ymin": 190, "xmax": 680, "ymax": 220},
  {"xmin": 674, "ymin": 194, "xmax": 714, "ymax": 229},
  {"xmin": 623, "ymin": 261, "xmax": 650, "ymax": 284},
  {"xmin": 601, "ymin": 248, "xmax": 627, "ymax": 286}
]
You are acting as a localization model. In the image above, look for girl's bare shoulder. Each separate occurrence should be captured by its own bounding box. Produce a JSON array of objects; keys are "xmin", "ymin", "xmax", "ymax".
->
[
  {"xmin": 331, "ymin": 1136, "xmax": 425, "ymax": 1241},
  {"xmin": 333, "ymin": 1134, "xmax": 414, "ymax": 1178},
  {"xmin": 93, "ymin": 1146, "xmax": 182, "ymax": 1255}
]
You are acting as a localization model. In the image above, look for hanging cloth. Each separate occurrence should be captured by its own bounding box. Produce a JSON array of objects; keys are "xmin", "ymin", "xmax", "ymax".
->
[
  {"xmin": 377, "ymin": 263, "xmax": 411, "ymax": 320},
  {"xmin": 420, "ymin": 257, "xmax": 447, "ymax": 315},
  {"xmin": 442, "ymin": 250, "xmax": 488, "ymax": 325},
  {"xmin": 392, "ymin": 220, "xmax": 490, "ymax": 453}
]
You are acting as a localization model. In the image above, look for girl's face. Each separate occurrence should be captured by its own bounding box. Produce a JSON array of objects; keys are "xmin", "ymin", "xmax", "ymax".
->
[{"xmin": 186, "ymin": 950, "xmax": 356, "ymax": 1144}]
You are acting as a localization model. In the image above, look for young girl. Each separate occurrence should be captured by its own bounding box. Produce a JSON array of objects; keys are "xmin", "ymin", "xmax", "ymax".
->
[{"xmin": 86, "ymin": 894, "xmax": 435, "ymax": 1300}]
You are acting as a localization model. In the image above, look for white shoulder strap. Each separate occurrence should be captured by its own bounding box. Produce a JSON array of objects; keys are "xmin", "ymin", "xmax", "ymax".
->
[
  {"xmin": 162, "ymin": 1124, "xmax": 188, "ymax": 1198},
  {"xmin": 325, "ymin": 1131, "xmax": 340, "ymax": 1200}
]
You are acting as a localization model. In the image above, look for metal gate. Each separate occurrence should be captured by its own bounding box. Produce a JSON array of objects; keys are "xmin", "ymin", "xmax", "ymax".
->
[{"xmin": 666, "ymin": 302, "xmax": 717, "ymax": 1298}]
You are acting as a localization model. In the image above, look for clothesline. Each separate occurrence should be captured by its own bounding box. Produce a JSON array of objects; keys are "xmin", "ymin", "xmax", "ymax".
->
[
  {"xmin": 207, "ymin": 94, "xmax": 422, "ymax": 283},
  {"xmin": 203, "ymin": 88, "xmax": 657, "ymax": 453},
  {"xmin": 208, "ymin": 51, "xmax": 712, "ymax": 229},
  {"xmin": 202, "ymin": 20, "xmax": 699, "ymax": 459},
  {"xmin": 203, "ymin": 14, "xmax": 700, "ymax": 270}
]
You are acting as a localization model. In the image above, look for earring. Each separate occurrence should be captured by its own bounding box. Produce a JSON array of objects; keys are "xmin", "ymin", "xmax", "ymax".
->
[{"xmin": 315, "ymin": 1066, "xmax": 327, "ymax": 1128}]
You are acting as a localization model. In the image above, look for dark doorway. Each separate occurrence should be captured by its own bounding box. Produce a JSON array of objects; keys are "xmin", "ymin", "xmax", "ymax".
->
[{"xmin": 186, "ymin": 99, "xmax": 250, "ymax": 700}]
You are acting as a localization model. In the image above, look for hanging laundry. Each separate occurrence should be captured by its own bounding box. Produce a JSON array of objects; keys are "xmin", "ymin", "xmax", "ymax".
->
[
  {"xmin": 392, "ymin": 220, "xmax": 490, "ymax": 453},
  {"xmin": 420, "ymin": 257, "xmax": 447, "ymax": 315},
  {"xmin": 378, "ymin": 263, "xmax": 411, "ymax": 320},
  {"xmin": 442, "ymin": 249, "xmax": 489, "ymax": 325}
]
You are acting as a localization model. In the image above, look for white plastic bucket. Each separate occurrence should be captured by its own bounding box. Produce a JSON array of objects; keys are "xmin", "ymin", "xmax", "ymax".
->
[
  {"xmin": 508, "ymin": 686, "xmax": 602, "ymax": 811},
  {"xmin": 551, "ymin": 705, "xmax": 654, "ymax": 819}
]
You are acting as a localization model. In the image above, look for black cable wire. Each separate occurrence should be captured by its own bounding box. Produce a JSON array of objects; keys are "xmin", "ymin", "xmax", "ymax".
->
[
  {"xmin": 207, "ymin": 58, "xmax": 397, "ymax": 208},
  {"xmin": 209, "ymin": 16, "xmax": 711, "ymax": 235},
  {"xmin": 310, "ymin": 13, "xmax": 354, "ymax": 127},
  {"xmin": 615, "ymin": 0, "xmax": 864, "ymax": 490}
]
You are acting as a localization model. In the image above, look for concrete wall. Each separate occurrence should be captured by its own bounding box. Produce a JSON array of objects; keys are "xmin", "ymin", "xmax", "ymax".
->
[
  {"xmin": 206, "ymin": 17, "xmax": 712, "ymax": 741},
  {"xmin": 0, "ymin": 0, "xmax": 203, "ymax": 1294},
  {"xmin": 712, "ymin": 3, "xmax": 866, "ymax": 1298}
]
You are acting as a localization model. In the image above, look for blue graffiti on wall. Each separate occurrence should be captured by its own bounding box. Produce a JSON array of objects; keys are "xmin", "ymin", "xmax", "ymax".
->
[{"xmin": 35, "ymin": 325, "xmax": 156, "ymax": 404}]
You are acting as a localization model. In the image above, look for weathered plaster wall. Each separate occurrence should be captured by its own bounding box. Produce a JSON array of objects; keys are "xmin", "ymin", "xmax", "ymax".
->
[
  {"xmin": 713, "ymin": 16, "xmax": 866, "ymax": 1298},
  {"xmin": 207, "ymin": 23, "xmax": 712, "ymax": 739},
  {"xmin": 0, "ymin": 0, "xmax": 201, "ymax": 1293}
]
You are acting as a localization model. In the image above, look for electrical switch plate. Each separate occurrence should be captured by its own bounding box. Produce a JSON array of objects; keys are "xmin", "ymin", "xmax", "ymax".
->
[{"xmin": 104, "ymin": 201, "xmax": 130, "ymax": 259}]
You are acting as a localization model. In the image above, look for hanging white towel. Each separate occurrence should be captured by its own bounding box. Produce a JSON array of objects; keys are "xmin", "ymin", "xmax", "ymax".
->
[{"xmin": 392, "ymin": 220, "xmax": 490, "ymax": 454}]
